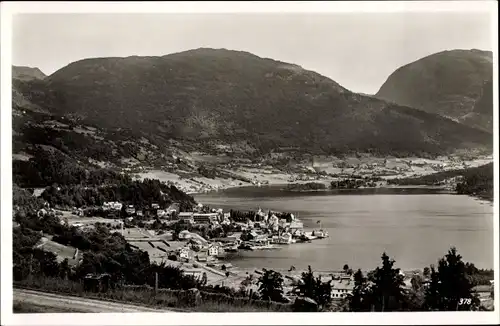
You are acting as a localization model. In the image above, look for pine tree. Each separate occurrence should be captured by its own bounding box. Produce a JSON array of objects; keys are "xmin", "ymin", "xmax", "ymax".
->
[
  {"xmin": 368, "ymin": 252, "xmax": 405, "ymax": 311},
  {"xmin": 258, "ymin": 269, "xmax": 284, "ymax": 302},
  {"xmin": 346, "ymin": 269, "xmax": 372, "ymax": 311},
  {"xmin": 424, "ymin": 247, "xmax": 479, "ymax": 311},
  {"xmin": 295, "ymin": 265, "xmax": 332, "ymax": 310}
]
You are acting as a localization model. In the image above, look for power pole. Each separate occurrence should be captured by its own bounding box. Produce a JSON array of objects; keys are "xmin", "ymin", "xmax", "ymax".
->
[
  {"xmin": 29, "ymin": 253, "xmax": 33, "ymax": 277},
  {"xmin": 155, "ymin": 272, "xmax": 158, "ymax": 294}
]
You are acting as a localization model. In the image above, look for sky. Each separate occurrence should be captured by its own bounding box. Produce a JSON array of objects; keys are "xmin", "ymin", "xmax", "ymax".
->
[{"xmin": 12, "ymin": 12, "xmax": 492, "ymax": 94}]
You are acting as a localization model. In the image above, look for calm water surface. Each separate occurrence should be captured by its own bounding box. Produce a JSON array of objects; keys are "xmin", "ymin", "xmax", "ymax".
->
[{"xmin": 194, "ymin": 186, "xmax": 494, "ymax": 271}]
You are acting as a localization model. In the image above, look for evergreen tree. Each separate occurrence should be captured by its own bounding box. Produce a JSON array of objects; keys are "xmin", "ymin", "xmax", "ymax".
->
[
  {"xmin": 367, "ymin": 252, "xmax": 405, "ymax": 311},
  {"xmin": 424, "ymin": 247, "xmax": 479, "ymax": 311},
  {"xmin": 424, "ymin": 265, "xmax": 441, "ymax": 310},
  {"xmin": 258, "ymin": 269, "xmax": 284, "ymax": 302},
  {"xmin": 297, "ymin": 265, "xmax": 316, "ymax": 299},
  {"xmin": 295, "ymin": 266, "xmax": 332, "ymax": 310},
  {"xmin": 346, "ymin": 269, "xmax": 373, "ymax": 311}
]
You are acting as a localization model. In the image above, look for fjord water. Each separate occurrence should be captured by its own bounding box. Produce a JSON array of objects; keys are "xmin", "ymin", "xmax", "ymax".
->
[{"xmin": 194, "ymin": 186, "xmax": 494, "ymax": 271}]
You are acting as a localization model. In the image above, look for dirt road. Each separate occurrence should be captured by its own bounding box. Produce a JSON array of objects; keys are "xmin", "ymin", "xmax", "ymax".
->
[{"xmin": 13, "ymin": 288, "xmax": 175, "ymax": 313}]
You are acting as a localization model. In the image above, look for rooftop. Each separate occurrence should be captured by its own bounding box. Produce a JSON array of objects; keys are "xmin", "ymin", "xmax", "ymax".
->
[
  {"xmin": 473, "ymin": 285, "xmax": 493, "ymax": 293},
  {"xmin": 331, "ymin": 280, "xmax": 355, "ymax": 291}
]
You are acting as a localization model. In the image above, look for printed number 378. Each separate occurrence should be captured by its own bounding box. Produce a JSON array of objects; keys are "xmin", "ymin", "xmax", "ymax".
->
[{"xmin": 459, "ymin": 298, "xmax": 472, "ymax": 305}]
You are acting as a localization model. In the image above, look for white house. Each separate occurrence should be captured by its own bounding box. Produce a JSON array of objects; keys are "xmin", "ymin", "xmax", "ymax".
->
[
  {"xmin": 331, "ymin": 277, "xmax": 354, "ymax": 299},
  {"xmin": 289, "ymin": 221, "xmax": 304, "ymax": 230},
  {"xmin": 179, "ymin": 247, "xmax": 191, "ymax": 260},
  {"xmin": 103, "ymin": 202, "xmax": 122, "ymax": 211},
  {"xmin": 268, "ymin": 215, "xmax": 279, "ymax": 228},
  {"xmin": 37, "ymin": 208, "xmax": 48, "ymax": 218},
  {"xmin": 125, "ymin": 205, "xmax": 136, "ymax": 215},
  {"xmin": 183, "ymin": 268, "xmax": 203, "ymax": 278},
  {"xmin": 208, "ymin": 244, "xmax": 219, "ymax": 256},
  {"xmin": 157, "ymin": 209, "xmax": 166, "ymax": 218}
]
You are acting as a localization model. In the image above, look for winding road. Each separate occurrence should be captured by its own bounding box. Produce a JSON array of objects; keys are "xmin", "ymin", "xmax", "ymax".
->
[{"xmin": 14, "ymin": 288, "xmax": 176, "ymax": 313}]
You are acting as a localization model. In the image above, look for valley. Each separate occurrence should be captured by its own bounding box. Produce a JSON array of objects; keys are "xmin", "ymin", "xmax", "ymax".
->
[{"xmin": 10, "ymin": 46, "xmax": 495, "ymax": 314}]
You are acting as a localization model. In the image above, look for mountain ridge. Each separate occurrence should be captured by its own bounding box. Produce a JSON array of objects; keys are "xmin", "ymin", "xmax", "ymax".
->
[
  {"xmin": 375, "ymin": 49, "xmax": 493, "ymax": 132},
  {"xmin": 12, "ymin": 48, "xmax": 492, "ymax": 160},
  {"xmin": 13, "ymin": 66, "xmax": 46, "ymax": 81}
]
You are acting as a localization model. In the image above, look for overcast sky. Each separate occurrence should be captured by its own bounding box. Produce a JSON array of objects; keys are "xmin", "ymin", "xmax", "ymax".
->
[{"xmin": 12, "ymin": 12, "xmax": 492, "ymax": 94}]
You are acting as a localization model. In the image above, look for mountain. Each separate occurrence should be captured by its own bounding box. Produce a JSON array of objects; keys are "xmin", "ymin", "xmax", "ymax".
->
[
  {"xmin": 12, "ymin": 66, "xmax": 46, "ymax": 81},
  {"xmin": 376, "ymin": 49, "xmax": 493, "ymax": 131},
  {"xmin": 13, "ymin": 48, "xmax": 492, "ymax": 159}
]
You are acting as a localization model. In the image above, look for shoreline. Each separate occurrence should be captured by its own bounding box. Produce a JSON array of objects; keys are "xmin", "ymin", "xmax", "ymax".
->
[
  {"xmin": 135, "ymin": 152, "xmax": 493, "ymax": 197},
  {"xmin": 192, "ymin": 182, "xmax": 456, "ymax": 196}
]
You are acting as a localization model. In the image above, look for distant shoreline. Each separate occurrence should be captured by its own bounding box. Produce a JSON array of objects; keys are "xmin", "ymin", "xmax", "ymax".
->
[{"xmin": 194, "ymin": 182, "xmax": 455, "ymax": 196}]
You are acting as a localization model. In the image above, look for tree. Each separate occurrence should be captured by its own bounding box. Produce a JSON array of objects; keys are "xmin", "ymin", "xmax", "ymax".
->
[
  {"xmin": 201, "ymin": 272, "xmax": 208, "ymax": 286},
  {"xmin": 406, "ymin": 273, "xmax": 425, "ymax": 310},
  {"xmin": 411, "ymin": 274, "xmax": 423, "ymax": 291},
  {"xmin": 59, "ymin": 258, "xmax": 71, "ymax": 279},
  {"xmin": 424, "ymin": 247, "xmax": 479, "ymax": 311},
  {"xmin": 346, "ymin": 269, "xmax": 373, "ymax": 312},
  {"xmin": 297, "ymin": 266, "xmax": 316, "ymax": 299},
  {"xmin": 423, "ymin": 267, "xmax": 431, "ymax": 278},
  {"xmin": 295, "ymin": 265, "xmax": 332, "ymax": 310},
  {"xmin": 368, "ymin": 252, "xmax": 405, "ymax": 312},
  {"xmin": 424, "ymin": 265, "xmax": 441, "ymax": 310},
  {"xmin": 258, "ymin": 269, "xmax": 284, "ymax": 302}
]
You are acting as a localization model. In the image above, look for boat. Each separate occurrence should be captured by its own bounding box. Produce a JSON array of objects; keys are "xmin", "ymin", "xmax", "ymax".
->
[
  {"xmin": 248, "ymin": 239, "xmax": 279, "ymax": 250},
  {"xmin": 312, "ymin": 229, "xmax": 329, "ymax": 239},
  {"xmin": 238, "ymin": 242, "xmax": 253, "ymax": 250},
  {"xmin": 304, "ymin": 232, "xmax": 318, "ymax": 241},
  {"xmin": 250, "ymin": 244, "xmax": 278, "ymax": 250},
  {"xmin": 297, "ymin": 235, "xmax": 312, "ymax": 243},
  {"xmin": 225, "ymin": 245, "xmax": 239, "ymax": 252}
]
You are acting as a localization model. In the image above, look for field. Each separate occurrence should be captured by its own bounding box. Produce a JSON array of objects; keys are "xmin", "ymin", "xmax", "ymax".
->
[
  {"xmin": 60, "ymin": 210, "xmax": 122, "ymax": 227},
  {"xmin": 37, "ymin": 239, "xmax": 79, "ymax": 264},
  {"xmin": 127, "ymin": 241, "xmax": 171, "ymax": 260}
]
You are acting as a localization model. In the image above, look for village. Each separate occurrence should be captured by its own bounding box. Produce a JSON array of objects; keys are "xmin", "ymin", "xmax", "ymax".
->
[
  {"xmin": 32, "ymin": 199, "xmax": 494, "ymax": 307},
  {"xmin": 133, "ymin": 154, "xmax": 493, "ymax": 194}
]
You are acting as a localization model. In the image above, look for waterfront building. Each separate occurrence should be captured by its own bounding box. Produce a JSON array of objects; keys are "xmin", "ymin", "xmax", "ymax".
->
[
  {"xmin": 178, "ymin": 212, "xmax": 219, "ymax": 224},
  {"xmin": 271, "ymin": 232, "xmax": 293, "ymax": 244}
]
